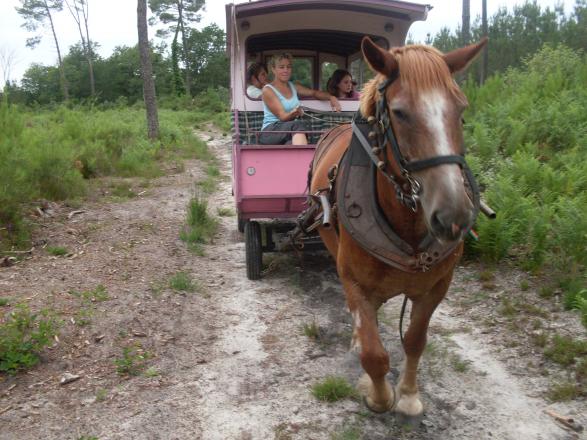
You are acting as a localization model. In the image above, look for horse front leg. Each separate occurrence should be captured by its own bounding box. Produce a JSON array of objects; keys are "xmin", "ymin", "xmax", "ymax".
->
[
  {"xmin": 342, "ymin": 279, "xmax": 395, "ymax": 413},
  {"xmin": 396, "ymin": 275, "xmax": 452, "ymax": 420}
]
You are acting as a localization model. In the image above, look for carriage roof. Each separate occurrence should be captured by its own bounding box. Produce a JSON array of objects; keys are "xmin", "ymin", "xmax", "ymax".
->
[{"xmin": 226, "ymin": 0, "xmax": 430, "ymax": 111}]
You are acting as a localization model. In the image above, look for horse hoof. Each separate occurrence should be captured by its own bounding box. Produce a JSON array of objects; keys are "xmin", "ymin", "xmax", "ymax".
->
[
  {"xmin": 363, "ymin": 395, "xmax": 393, "ymax": 414},
  {"xmin": 394, "ymin": 410, "xmax": 424, "ymax": 428},
  {"xmin": 357, "ymin": 374, "xmax": 395, "ymax": 413}
]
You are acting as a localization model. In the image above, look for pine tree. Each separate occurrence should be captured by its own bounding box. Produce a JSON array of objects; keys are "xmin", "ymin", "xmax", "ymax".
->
[
  {"xmin": 149, "ymin": 0, "xmax": 205, "ymax": 96},
  {"xmin": 16, "ymin": 0, "xmax": 69, "ymax": 100}
]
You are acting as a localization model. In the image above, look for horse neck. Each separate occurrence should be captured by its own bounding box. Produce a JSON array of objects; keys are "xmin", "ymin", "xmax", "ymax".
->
[{"xmin": 375, "ymin": 170, "xmax": 428, "ymax": 249}]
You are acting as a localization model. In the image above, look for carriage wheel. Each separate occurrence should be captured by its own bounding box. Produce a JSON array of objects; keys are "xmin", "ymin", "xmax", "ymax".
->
[
  {"xmin": 237, "ymin": 213, "xmax": 246, "ymax": 233},
  {"xmin": 245, "ymin": 221, "xmax": 262, "ymax": 280}
]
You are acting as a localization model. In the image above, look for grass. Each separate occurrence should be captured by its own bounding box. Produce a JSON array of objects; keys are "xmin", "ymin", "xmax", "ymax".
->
[
  {"xmin": 0, "ymin": 98, "xmax": 221, "ymax": 253},
  {"xmin": 179, "ymin": 195, "xmax": 218, "ymax": 255},
  {"xmin": 302, "ymin": 321, "xmax": 320, "ymax": 339},
  {"xmin": 168, "ymin": 271, "xmax": 200, "ymax": 293},
  {"xmin": 68, "ymin": 285, "xmax": 108, "ymax": 328},
  {"xmin": 144, "ymin": 366, "xmax": 160, "ymax": 378},
  {"xmin": 216, "ymin": 207, "xmax": 234, "ymax": 217},
  {"xmin": 499, "ymin": 298, "xmax": 518, "ymax": 318},
  {"xmin": 478, "ymin": 270, "xmax": 494, "ymax": 282},
  {"xmin": 109, "ymin": 181, "xmax": 137, "ymax": 199},
  {"xmin": 538, "ymin": 286, "xmax": 556, "ymax": 299},
  {"xmin": 114, "ymin": 344, "xmax": 151, "ymax": 376},
  {"xmin": 331, "ymin": 425, "xmax": 362, "ymax": 440},
  {"xmin": 46, "ymin": 245, "xmax": 68, "ymax": 256},
  {"xmin": 546, "ymin": 380, "xmax": 581, "ymax": 402},
  {"xmin": 74, "ymin": 308, "xmax": 94, "ymax": 327},
  {"xmin": 530, "ymin": 332, "xmax": 548, "ymax": 348},
  {"xmin": 311, "ymin": 376, "xmax": 357, "ymax": 402},
  {"xmin": 196, "ymin": 162, "xmax": 222, "ymax": 195},
  {"xmin": 0, "ymin": 298, "xmax": 10, "ymax": 306},
  {"xmin": 544, "ymin": 334, "xmax": 587, "ymax": 366},
  {"xmin": 70, "ymin": 285, "xmax": 109, "ymax": 303},
  {"xmin": 95, "ymin": 388, "xmax": 108, "ymax": 402},
  {"xmin": 0, "ymin": 304, "xmax": 60, "ymax": 374},
  {"xmin": 450, "ymin": 354, "xmax": 470, "ymax": 373}
]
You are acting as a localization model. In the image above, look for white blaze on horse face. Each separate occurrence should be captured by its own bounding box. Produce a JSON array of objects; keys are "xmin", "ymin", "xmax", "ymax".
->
[
  {"xmin": 419, "ymin": 90, "xmax": 451, "ymax": 156},
  {"xmin": 419, "ymin": 90, "xmax": 463, "ymax": 191}
]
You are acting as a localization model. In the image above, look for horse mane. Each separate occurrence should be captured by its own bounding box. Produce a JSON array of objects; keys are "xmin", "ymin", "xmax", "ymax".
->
[{"xmin": 360, "ymin": 45, "xmax": 467, "ymax": 117}]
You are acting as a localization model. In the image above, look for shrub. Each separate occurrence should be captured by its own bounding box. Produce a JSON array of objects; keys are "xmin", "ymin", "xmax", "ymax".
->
[
  {"xmin": 466, "ymin": 44, "xmax": 587, "ymax": 320},
  {"xmin": 169, "ymin": 271, "xmax": 200, "ymax": 293},
  {"xmin": 0, "ymin": 304, "xmax": 59, "ymax": 374},
  {"xmin": 0, "ymin": 104, "xmax": 217, "ymax": 249},
  {"xmin": 180, "ymin": 195, "xmax": 218, "ymax": 254},
  {"xmin": 114, "ymin": 344, "xmax": 150, "ymax": 376}
]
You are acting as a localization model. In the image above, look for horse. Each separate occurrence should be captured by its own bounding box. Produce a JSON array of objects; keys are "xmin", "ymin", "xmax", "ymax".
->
[{"xmin": 309, "ymin": 36, "xmax": 488, "ymax": 421}]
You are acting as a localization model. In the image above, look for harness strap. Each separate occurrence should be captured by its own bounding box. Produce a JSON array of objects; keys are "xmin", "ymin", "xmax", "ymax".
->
[
  {"xmin": 351, "ymin": 119, "xmax": 385, "ymax": 167},
  {"xmin": 404, "ymin": 155, "xmax": 466, "ymax": 172}
]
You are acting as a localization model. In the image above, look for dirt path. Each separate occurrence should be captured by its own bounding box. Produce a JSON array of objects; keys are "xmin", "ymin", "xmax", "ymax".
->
[{"xmin": 0, "ymin": 127, "xmax": 585, "ymax": 440}]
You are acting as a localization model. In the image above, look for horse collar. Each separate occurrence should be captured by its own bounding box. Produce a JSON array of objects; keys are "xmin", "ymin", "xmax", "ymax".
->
[{"xmin": 337, "ymin": 120, "xmax": 460, "ymax": 272}]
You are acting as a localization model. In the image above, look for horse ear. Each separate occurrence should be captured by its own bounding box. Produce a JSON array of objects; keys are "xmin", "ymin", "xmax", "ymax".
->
[
  {"xmin": 361, "ymin": 36, "xmax": 398, "ymax": 77},
  {"xmin": 443, "ymin": 37, "xmax": 488, "ymax": 74}
]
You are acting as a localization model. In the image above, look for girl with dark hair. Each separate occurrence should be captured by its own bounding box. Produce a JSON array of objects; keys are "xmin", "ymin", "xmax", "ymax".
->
[
  {"xmin": 326, "ymin": 69, "xmax": 360, "ymax": 99},
  {"xmin": 246, "ymin": 62, "xmax": 269, "ymax": 99}
]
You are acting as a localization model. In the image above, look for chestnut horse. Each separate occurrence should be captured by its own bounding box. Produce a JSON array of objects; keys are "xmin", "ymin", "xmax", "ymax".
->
[{"xmin": 310, "ymin": 37, "xmax": 487, "ymax": 420}]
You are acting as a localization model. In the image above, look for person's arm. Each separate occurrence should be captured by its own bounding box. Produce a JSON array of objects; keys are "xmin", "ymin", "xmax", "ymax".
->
[
  {"xmin": 262, "ymin": 87, "xmax": 303, "ymax": 122},
  {"xmin": 295, "ymin": 83, "xmax": 341, "ymax": 112}
]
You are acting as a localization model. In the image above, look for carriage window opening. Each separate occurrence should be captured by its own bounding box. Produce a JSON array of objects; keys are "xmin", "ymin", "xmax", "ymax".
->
[
  {"xmin": 291, "ymin": 57, "xmax": 313, "ymax": 89},
  {"xmin": 350, "ymin": 58, "xmax": 374, "ymax": 91},
  {"xmin": 320, "ymin": 62, "xmax": 339, "ymax": 91}
]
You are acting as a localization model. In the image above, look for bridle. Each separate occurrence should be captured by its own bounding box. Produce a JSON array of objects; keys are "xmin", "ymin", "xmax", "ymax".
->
[{"xmin": 352, "ymin": 74, "xmax": 480, "ymax": 216}]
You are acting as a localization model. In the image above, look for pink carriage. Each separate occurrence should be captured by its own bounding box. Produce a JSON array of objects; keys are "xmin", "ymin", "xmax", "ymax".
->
[{"xmin": 226, "ymin": 0, "xmax": 430, "ymax": 279}]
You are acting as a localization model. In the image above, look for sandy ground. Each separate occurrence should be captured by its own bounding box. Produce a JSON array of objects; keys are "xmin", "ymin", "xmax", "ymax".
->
[{"xmin": 0, "ymin": 127, "xmax": 585, "ymax": 440}]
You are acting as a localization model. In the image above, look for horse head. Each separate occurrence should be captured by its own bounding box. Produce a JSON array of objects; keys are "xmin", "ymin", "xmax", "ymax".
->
[{"xmin": 360, "ymin": 37, "xmax": 487, "ymax": 243}]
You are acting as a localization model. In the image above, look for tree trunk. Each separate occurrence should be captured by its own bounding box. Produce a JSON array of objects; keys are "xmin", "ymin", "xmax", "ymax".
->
[
  {"xmin": 65, "ymin": 0, "xmax": 96, "ymax": 96},
  {"xmin": 137, "ymin": 0, "xmax": 159, "ymax": 140},
  {"xmin": 171, "ymin": 28, "xmax": 183, "ymax": 96},
  {"xmin": 45, "ymin": 1, "xmax": 69, "ymax": 101},
  {"xmin": 82, "ymin": 2, "xmax": 96, "ymax": 96},
  {"xmin": 481, "ymin": 0, "xmax": 488, "ymax": 84},
  {"xmin": 462, "ymin": 0, "xmax": 470, "ymax": 45},
  {"xmin": 178, "ymin": 1, "xmax": 192, "ymax": 96}
]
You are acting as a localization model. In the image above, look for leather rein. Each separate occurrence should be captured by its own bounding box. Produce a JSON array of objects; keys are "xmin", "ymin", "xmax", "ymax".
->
[{"xmin": 351, "ymin": 74, "xmax": 480, "ymax": 215}]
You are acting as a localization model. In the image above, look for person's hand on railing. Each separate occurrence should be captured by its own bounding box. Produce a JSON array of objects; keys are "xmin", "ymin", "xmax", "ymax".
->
[
  {"xmin": 329, "ymin": 96, "xmax": 341, "ymax": 112},
  {"xmin": 290, "ymin": 106, "xmax": 304, "ymax": 120}
]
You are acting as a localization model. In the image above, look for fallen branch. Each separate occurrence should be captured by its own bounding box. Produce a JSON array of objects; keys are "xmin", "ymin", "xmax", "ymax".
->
[
  {"xmin": 68, "ymin": 210, "xmax": 86, "ymax": 219},
  {"xmin": 544, "ymin": 408, "xmax": 584, "ymax": 433},
  {"xmin": 0, "ymin": 248, "xmax": 33, "ymax": 255}
]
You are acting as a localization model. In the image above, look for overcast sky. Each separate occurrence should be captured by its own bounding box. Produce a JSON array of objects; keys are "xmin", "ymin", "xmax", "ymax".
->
[{"xmin": 0, "ymin": 0, "xmax": 575, "ymax": 83}]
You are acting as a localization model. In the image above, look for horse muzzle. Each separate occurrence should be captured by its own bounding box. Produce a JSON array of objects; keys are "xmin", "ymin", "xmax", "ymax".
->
[{"xmin": 429, "ymin": 207, "xmax": 473, "ymax": 243}]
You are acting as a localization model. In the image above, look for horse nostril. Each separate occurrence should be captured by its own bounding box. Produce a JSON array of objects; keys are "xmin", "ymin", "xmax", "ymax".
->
[
  {"xmin": 451, "ymin": 223, "xmax": 461, "ymax": 237},
  {"xmin": 430, "ymin": 211, "xmax": 465, "ymax": 241},
  {"xmin": 431, "ymin": 211, "xmax": 443, "ymax": 231}
]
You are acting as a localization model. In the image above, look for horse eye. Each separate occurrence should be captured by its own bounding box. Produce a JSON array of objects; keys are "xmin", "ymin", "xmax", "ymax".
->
[{"xmin": 392, "ymin": 109, "xmax": 408, "ymax": 121}]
